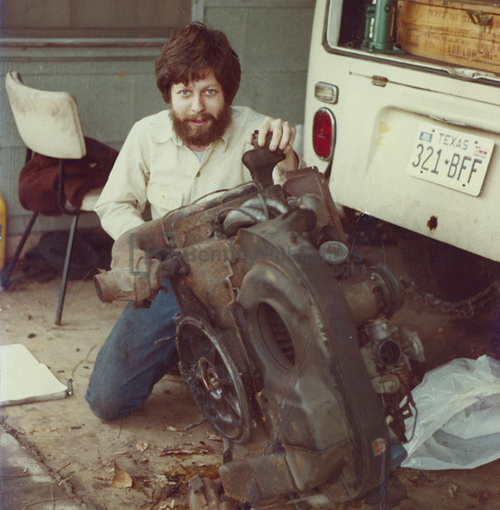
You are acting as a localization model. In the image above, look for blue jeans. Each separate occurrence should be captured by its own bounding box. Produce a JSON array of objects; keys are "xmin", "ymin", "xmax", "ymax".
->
[{"xmin": 85, "ymin": 282, "xmax": 180, "ymax": 420}]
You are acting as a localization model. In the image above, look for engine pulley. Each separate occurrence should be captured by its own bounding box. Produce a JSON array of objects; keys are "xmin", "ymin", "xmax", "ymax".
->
[{"xmin": 176, "ymin": 314, "xmax": 253, "ymax": 443}]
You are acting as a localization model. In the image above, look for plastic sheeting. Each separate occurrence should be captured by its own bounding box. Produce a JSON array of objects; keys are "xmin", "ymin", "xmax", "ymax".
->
[{"xmin": 402, "ymin": 355, "xmax": 500, "ymax": 470}]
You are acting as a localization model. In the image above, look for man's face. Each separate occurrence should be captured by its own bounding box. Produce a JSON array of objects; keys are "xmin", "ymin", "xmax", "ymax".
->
[{"xmin": 170, "ymin": 70, "xmax": 232, "ymax": 151}]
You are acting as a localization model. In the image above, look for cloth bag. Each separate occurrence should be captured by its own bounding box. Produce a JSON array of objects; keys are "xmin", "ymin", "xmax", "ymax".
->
[{"xmin": 18, "ymin": 137, "xmax": 117, "ymax": 216}]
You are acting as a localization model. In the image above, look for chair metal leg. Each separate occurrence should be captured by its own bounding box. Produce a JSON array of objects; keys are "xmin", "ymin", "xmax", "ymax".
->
[
  {"xmin": 55, "ymin": 213, "xmax": 80, "ymax": 325},
  {"xmin": 1, "ymin": 211, "xmax": 39, "ymax": 288}
]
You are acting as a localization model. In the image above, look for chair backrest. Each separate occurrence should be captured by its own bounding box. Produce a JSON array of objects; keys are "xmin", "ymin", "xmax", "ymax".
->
[{"xmin": 5, "ymin": 71, "xmax": 86, "ymax": 160}]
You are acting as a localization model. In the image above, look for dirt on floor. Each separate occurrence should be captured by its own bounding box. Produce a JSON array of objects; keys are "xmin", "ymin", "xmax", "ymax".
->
[
  {"xmin": 1, "ymin": 235, "xmax": 500, "ymax": 510},
  {"xmin": 1, "ymin": 276, "xmax": 224, "ymax": 510}
]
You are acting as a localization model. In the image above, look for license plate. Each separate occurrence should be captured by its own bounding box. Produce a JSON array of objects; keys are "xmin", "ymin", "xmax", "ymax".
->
[{"xmin": 406, "ymin": 123, "xmax": 495, "ymax": 196}]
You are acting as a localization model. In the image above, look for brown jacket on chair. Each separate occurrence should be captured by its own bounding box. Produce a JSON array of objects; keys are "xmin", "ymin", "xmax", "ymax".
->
[{"xmin": 18, "ymin": 137, "xmax": 118, "ymax": 216}]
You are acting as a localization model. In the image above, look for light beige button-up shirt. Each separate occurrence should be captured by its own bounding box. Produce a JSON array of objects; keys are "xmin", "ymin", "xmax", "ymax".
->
[{"xmin": 95, "ymin": 106, "xmax": 287, "ymax": 240}]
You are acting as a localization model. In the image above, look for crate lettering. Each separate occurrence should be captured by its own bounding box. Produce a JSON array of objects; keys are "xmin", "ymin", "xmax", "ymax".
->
[{"xmin": 397, "ymin": 0, "xmax": 500, "ymax": 74}]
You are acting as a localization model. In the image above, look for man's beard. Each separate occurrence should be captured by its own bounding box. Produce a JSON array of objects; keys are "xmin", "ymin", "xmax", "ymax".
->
[{"xmin": 171, "ymin": 104, "xmax": 232, "ymax": 148}]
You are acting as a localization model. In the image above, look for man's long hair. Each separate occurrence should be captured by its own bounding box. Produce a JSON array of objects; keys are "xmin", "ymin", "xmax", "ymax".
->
[{"xmin": 155, "ymin": 22, "xmax": 241, "ymax": 105}]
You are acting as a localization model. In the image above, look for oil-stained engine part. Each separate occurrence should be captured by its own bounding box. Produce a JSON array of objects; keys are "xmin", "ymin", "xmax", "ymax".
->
[
  {"xmin": 319, "ymin": 240, "xmax": 350, "ymax": 265},
  {"xmin": 94, "ymin": 164, "xmax": 422, "ymax": 510},
  {"xmin": 169, "ymin": 185, "xmax": 286, "ymax": 250},
  {"xmin": 94, "ymin": 249, "xmax": 188, "ymax": 304},
  {"xmin": 94, "ymin": 256, "xmax": 165, "ymax": 304},
  {"xmin": 221, "ymin": 196, "xmax": 289, "ymax": 237},
  {"xmin": 93, "ymin": 185, "xmax": 284, "ymax": 305},
  {"xmin": 242, "ymin": 130, "xmax": 286, "ymax": 189},
  {"xmin": 176, "ymin": 314, "xmax": 253, "ymax": 444},
  {"xmin": 340, "ymin": 264, "xmax": 404, "ymax": 326},
  {"xmin": 93, "ymin": 218, "xmax": 169, "ymax": 304},
  {"xmin": 215, "ymin": 218, "xmax": 391, "ymax": 504},
  {"xmin": 162, "ymin": 183, "xmax": 259, "ymax": 238},
  {"xmin": 283, "ymin": 166, "xmax": 347, "ymax": 243}
]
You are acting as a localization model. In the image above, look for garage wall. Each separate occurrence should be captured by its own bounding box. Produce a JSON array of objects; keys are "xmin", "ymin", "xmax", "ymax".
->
[
  {"xmin": 204, "ymin": 0, "xmax": 315, "ymax": 127},
  {"xmin": 0, "ymin": 0, "xmax": 190, "ymax": 38},
  {"xmin": 0, "ymin": 44, "xmax": 170, "ymax": 239},
  {"xmin": 0, "ymin": 0, "xmax": 314, "ymax": 244}
]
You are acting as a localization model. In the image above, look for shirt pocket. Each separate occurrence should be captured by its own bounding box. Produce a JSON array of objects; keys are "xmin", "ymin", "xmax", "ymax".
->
[{"xmin": 147, "ymin": 185, "xmax": 184, "ymax": 214}]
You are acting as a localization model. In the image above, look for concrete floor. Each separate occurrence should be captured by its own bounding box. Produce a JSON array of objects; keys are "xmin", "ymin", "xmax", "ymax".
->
[{"xmin": 1, "ymin": 239, "xmax": 500, "ymax": 510}]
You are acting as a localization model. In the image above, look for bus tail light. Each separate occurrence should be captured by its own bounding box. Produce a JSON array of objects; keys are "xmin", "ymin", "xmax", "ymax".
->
[{"xmin": 313, "ymin": 108, "xmax": 335, "ymax": 160}]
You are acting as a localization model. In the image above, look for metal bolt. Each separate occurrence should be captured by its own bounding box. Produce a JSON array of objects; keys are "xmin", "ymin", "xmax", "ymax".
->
[{"xmin": 65, "ymin": 378, "xmax": 74, "ymax": 395}]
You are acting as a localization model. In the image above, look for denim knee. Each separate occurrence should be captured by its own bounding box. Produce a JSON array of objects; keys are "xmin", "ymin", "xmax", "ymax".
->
[
  {"xmin": 85, "ymin": 283, "xmax": 180, "ymax": 420},
  {"xmin": 85, "ymin": 385, "xmax": 146, "ymax": 421}
]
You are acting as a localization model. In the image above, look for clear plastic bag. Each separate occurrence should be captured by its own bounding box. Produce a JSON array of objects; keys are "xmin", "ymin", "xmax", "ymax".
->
[{"xmin": 401, "ymin": 355, "xmax": 500, "ymax": 470}]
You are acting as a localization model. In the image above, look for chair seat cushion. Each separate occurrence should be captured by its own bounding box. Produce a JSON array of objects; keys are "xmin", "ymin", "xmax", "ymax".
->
[
  {"xmin": 18, "ymin": 137, "xmax": 118, "ymax": 216},
  {"xmin": 79, "ymin": 187, "xmax": 103, "ymax": 212}
]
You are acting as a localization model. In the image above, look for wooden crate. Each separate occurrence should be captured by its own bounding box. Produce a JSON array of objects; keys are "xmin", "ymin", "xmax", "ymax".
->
[{"xmin": 397, "ymin": 0, "xmax": 500, "ymax": 74}]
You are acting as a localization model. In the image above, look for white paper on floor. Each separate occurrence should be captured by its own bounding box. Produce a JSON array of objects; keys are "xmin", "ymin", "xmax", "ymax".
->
[{"xmin": 0, "ymin": 343, "xmax": 67, "ymax": 406}]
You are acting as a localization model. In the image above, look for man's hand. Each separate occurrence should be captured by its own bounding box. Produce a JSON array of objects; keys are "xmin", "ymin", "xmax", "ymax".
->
[{"xmin": 247, "ymin": 117, "xmax": 299, "ymax": 172}]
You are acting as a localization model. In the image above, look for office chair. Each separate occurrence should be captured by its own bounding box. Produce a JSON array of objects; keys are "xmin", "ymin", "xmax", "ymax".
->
[{"xmin": 2, "ymin": 71, "xmax": 114, "ymax": 325}]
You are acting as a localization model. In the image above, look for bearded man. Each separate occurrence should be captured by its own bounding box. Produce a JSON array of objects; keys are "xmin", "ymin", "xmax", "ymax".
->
[{"xmin": 86, "ymin": 22, "xmax": 301, "ymax": 420}]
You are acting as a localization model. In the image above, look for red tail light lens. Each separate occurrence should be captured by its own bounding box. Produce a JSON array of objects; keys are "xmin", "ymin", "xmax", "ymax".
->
[{"xmin": 313, "ymin": 108, "xmax": 335, "ymax": 160}]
